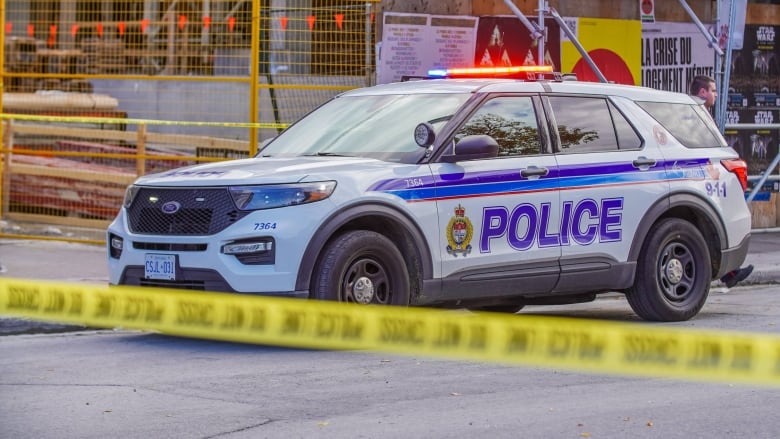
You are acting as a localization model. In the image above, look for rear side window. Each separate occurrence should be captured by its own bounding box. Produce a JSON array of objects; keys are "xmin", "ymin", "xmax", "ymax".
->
[{"xmin": 636, "ymin": 101, "xmax": 726, "ymax": 148}]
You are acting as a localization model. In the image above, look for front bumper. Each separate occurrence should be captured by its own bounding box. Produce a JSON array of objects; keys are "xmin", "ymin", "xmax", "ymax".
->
[
  {"xmin": 107, "ymin": 200, "xmax": 330, "ymax": 295},
  {"xmin": 116, "ymin": 265, "xmax": 309, "ymax": 297}
]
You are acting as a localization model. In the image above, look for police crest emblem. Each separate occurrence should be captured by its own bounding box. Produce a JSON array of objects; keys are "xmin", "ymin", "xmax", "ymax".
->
[{"xmin": 446, "ymin": 204, "xmax": 473, "ymax": 256}]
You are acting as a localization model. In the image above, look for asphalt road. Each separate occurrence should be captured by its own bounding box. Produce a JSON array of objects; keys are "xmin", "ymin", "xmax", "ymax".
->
[{"xmin": 3, "ymin": 234, "xmax": 780, "ymax": 438}]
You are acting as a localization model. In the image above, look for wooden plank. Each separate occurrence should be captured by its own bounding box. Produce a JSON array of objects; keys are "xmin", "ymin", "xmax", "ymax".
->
[
  {"xmin": 145, "ymin": 131, "xmax": 249, "ymax": 151},
  {"xmin": 3, "ymin": 212, "xmax": 110, "ymax": 230},
  {"xmin": 471, "ymin": 0, "xmax": 718, "ymax": 21},
  {"xmin": 747, "ymin": 4, "xmax": 780, "ymax": 25},
  {"xmin": 11, "ymin": 123, "xmax": 136, "ymax": 142},
  {"xmin": 10, "ymin": 162, "xmax": 137, "ymax": 185},
  {"xmin": 10, "ymin": 122, "xmax": 250, "ymax": 152},
  {"xmin": 1, "ymin": 120, "xmax": 11, "ymax": 218},
  {"xmin": 750, "ymin": 193, "xmax": 777, "ymax": 228}
]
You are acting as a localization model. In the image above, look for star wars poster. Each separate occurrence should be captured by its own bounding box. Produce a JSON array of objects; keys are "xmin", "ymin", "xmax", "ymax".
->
[{"xmin": 728, "ymin": 24, "xmax": 780, "ymax": 176}]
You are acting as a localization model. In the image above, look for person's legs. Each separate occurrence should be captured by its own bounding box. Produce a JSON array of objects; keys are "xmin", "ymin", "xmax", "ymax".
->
[{"xmin": 720, "ymin": 265, "xmax": 754, "ymax": 288}]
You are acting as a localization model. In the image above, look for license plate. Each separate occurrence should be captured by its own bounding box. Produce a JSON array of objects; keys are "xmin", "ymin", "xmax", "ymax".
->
[{"xmin": 144, "ymin": 254, "xmax": 176, "ymax": 280}]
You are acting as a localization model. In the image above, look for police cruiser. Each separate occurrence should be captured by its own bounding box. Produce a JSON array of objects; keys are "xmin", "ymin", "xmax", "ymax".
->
[{"xmin": 108, "ymin": 65, "xmax": 751, "ymax": 322}]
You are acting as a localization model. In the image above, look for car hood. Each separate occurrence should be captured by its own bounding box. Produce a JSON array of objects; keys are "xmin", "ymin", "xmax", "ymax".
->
[{"xmin": 134, "ymin": 156, "xmax": 385, "ymax": 186}]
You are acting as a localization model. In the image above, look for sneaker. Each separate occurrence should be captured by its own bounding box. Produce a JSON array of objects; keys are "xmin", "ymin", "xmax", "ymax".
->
[{"xmin": 723, "ymin": 264, "xmax": 754, "ymax": 288}]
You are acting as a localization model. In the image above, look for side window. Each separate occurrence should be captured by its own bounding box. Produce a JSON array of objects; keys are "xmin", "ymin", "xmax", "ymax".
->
[
  {"xmin": 610, "ymin": 101, "xmax": 643, "ymax": 149},
  {"xmin": 636, "ymin": 101, "xmax": 727, "ymax": 148},
  {"xmin": 548, "ymin": 96, "xmax": 617, "ymax": 153},
  {"xmin": 454, "ymin": 96, "xmax": 542, "ymax": 157}
]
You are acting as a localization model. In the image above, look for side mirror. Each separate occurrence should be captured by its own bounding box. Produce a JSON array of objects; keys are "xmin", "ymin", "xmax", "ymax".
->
[
  {"xmin": 414, "ymin": 122, "xmax": 436, "ymax": 147},
  {"xmin": 440, "ymin": 135, "xmax": 499, "ymax": 163}
]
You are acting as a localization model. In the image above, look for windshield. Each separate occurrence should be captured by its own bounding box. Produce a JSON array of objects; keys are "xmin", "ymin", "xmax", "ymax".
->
[{"xmin": 258, "ymin": 93, "xmax": 471, "ymax": 162}]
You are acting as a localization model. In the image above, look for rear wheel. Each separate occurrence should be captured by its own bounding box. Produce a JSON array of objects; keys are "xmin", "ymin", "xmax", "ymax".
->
[
  {"xmin": 312, "ymin": 230, "xmax": 410, "ymax": 305},
  {"xmin": 626, "ymin": 218, "xmax": 711, "ymax": 321}
]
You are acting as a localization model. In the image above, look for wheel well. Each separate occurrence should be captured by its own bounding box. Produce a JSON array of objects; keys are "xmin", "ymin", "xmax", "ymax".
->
[
  {"xmin": 331, "ymin": 216, "xmax": 423, "ymax": 301},
  {"xmin": 297, "ymin": 208, "xmax": 428, "ymax": 302},
  {"xmin": 656, "ymin": 205, "xmax": 723, "ymax": 278}
]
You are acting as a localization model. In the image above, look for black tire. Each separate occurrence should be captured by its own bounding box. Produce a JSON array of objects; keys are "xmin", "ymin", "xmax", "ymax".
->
[
  {"xmin": 626, "ymin": 218, "xmax": 711, "ymax": 322},
  {"xmin": 312, "ymin": 230, "xmax": 410, "ymax": 305}
]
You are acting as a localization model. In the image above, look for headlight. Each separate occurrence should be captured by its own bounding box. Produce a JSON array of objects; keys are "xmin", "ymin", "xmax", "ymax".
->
[
  {"xmin": 123, "ymin": 185, "xmax": 141, "ymax": 208},
  {"xmin": 228, "ymin": 181, "xmax": 337, "ymax": 211}
]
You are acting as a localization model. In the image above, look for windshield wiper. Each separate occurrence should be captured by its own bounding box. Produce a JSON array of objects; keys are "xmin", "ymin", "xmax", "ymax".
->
[{"xmin": 311, "ymin": 152, "xmax": 353, "ymax": 157}]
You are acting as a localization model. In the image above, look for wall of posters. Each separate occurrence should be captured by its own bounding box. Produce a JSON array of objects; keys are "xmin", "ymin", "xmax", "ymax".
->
[
  {"xmin": 728, "ymin": 24, "xmax": 780, "ymax": 177},
  {"xmin": 641, "ymin": 21, "xmax": 717, "ymax": 94},
  {"xmin": 378, "ymin": 13, "xmax": 478, "ymax": 84}
]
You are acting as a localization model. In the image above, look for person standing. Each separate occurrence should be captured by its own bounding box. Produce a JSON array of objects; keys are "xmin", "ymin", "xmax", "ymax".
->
[
  {"xmin": 690, "ymin": 74, "xmax": 754, "ymax": 287},
  {"xmin": 689, "ymin": 74, "xmax": 719, "ymax": 112}
]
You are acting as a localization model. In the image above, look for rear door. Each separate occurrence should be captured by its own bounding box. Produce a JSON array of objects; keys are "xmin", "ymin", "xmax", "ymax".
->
[{"xmin": 545, "ymin": 95, "xmax": 665, "ymax": 292}]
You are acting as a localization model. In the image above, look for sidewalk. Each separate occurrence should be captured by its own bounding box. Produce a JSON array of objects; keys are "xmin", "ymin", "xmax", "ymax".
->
[{"xmin": 736, "ymin": 228, "xmax": 780, "ymax": 286}]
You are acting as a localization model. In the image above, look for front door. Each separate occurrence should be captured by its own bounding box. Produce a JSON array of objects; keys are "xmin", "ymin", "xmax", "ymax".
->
[{"xmin": 432, "ymin": 94, "xmax": 561, "ymax": 300}]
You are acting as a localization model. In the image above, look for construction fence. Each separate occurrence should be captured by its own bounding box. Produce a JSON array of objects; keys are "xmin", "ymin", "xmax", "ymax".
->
[{"xmin": 0, "ymin": 0, "xmax": 378, "ymax": 243}]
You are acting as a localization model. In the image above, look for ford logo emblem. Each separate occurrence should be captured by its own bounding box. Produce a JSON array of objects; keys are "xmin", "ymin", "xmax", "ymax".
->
[{"xmin": 161, "ymin": 201, "xmax": 181, "ymax": 214}]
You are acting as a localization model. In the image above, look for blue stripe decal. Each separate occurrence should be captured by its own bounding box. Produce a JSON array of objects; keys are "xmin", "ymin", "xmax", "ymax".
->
[{"xmin": 368, "ymin": 159, "xmax": 711, "ymax": 202}]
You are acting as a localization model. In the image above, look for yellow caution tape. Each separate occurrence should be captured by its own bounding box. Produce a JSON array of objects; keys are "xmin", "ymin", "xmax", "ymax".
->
[
  {"xmin": 0, "ymin": 112, "xmax": 289, "ymax": 130},
  {"xmin": 2, "ymin": 276, "xmax": 780, "ymax": 387}
]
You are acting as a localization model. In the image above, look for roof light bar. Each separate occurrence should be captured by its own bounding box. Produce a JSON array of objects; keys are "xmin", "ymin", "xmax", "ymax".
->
[{"xmin": 427, "ymin": 65, "xmax": 554, "ymax": 79}]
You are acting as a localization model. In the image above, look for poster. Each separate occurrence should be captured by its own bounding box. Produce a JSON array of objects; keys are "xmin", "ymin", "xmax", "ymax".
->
[
  {"xmin": 729, "ymin": 24, "xmax": 780, "ymax": 176},
  {"xmin": 378, "ymin": 13, "xmax": 428, "ymax": 84},
  {"xmin": 474, "ymin": 17, "xmax": 560, "ymax": 70},
  {"xmin": 429, "ymin": 15, "xmax": 480, "ymax": 71},
  {"xmin": 717, "ymin": 0, "xmax": 747, "ymax": 50},
  {"xmin": 560, "ymin": 17, "xmax": 641, "ymax": 85},
  {"xmin": 378, "ymin": 13, "xmax": 477, "ymax": 84},
  {"xmin": 641, "ymin": 22, "xmax": 717, "ymax": 94}
]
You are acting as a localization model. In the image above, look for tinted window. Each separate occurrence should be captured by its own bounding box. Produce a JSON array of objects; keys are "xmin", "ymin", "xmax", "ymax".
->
[
  {"xmin": 455, "ymin": 96, "xmax": 542, "ymax": 157},
  {"xmin": 610, "ymin": 101, "xmax": 643, "ymax": 149},
  {"xmin": 548, "ymin": 96, "xmax": 619, "ymax": 153},
  {"xmin": 636, "ymin": 101, "xmax": 726, "ymax": 148}
]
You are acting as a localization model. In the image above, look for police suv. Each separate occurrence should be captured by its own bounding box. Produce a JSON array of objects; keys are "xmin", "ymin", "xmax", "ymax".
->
[{"xmin": 108, "ymin": 66, "xmax": 752, "ymax": 322}]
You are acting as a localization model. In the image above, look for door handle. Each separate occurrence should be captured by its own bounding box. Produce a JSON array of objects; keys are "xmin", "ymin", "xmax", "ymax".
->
[
  {"xmin": 521, "ymin": 166, "xmax": 549, "ymax": 178},
  {"xmin": 632, "ymin": 157, "xmax": 657, "ymax": 169}
]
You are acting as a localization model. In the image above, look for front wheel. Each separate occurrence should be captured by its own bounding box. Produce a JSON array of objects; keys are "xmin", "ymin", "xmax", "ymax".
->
[
  {"xmin": 626, "ymin": 218, "xmax": 711, "ymax": 322},
  {"xmin": 312, "ymin": 230, "xmax": 410, "ymax": 305}
]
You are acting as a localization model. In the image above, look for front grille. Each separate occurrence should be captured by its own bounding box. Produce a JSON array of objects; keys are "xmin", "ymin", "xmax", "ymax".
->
[
  {"xmin": 139, "ymin": 278, "xmax": 206, "ymax": 290},
  {"xmin": 133, "ymin": 242, "xmax": 208, "ymax": 252},
  {"xmin": 127, "ymin": 187, "xmax": 248, "ymax": 235}
]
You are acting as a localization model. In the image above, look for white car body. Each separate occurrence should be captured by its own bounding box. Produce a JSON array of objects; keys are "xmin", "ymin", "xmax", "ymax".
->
[{"xmin": 108, "ymin": 71, "xmax": 751, "ymax": 321}]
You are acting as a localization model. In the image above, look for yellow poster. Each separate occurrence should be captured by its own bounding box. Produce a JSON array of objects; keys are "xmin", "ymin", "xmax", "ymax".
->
[{"xmin": 561, "ymin": 17, "xmax": 641, "ymax": 85}]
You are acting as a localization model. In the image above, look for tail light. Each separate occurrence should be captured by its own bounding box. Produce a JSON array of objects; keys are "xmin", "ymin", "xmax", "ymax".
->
[{"xmin": 721, "ymin": 158, "xmax": 748, "ymax": 192}]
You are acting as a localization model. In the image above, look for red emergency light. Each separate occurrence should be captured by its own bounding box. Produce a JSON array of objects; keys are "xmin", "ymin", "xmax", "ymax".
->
[{"xmin": 427, "ymin": 65, "xmax": 554, "ymax": 79}]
